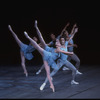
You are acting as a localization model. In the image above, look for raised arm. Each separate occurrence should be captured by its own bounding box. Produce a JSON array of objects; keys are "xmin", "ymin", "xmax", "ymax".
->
[
  {"xmin": 68, "ymin": 27, "xmax": 78, "ymax": 43},
  {"xmin": 60, "ymin": 22, "xmax": 70, "ymax": 36},
  {"xmin": 70, "ymin": 23, "xmax": 77, "ymax": 36}
]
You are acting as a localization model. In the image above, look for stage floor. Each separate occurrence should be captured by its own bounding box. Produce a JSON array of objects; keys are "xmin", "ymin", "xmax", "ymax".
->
[{"xmin": 0, "ymin": 65, "xmax": 100, "ymax": 99}]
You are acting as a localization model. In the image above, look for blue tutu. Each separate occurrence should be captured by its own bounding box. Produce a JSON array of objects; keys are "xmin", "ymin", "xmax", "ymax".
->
[
  {"xmin": 20, "ymin": 43, "xmax": 35, "ymax": 60},
  {"xmin": 43, "ymin": 46, "xmax": 60, "ymax": 70}
]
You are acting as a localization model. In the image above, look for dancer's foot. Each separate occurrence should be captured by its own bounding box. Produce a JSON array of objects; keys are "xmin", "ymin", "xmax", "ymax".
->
[
  {"xmin": 8, "ymin": 25, "xmax": 12, "ymax": 30},
  {"xmin": 50, "ymin": 85, "xmax": 55, "ymax": 92},
  {"xmin": 24, "ymin": 72, "xmax": 28, "ymax": 77},
  {"xmin": 62, "ymin": 67, "xmax": 70, "ymax": 71},
  {"xmin": 40, "ymin": 83, "xmax": 46, "ymax": 91},
  {"xmin": 8, "ymin": 25, "xmax": 14, "ymax": 32},
  {"xmin": 71, "ymin": 80, "xmax": 79, "ymax": 85},
  {"xmin": 36, "ymin": 70, "xmax": 41, "ymax": 75},
  {"xmin": 34, "ymin": 20, "xmax": 37, "ymax": 28},
  {"xmin": 24, "ymin": 31, "xmax": 29, "ymax": 39},
  {"xmin": 76, "ymin": 70, "xmax": 82, "ymax": 75}
]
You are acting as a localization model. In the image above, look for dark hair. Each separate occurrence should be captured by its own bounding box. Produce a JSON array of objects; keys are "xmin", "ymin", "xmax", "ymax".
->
[
  {"xmin": 60, "ymin": 35, "xmax": 66, "ymax": 41},
  {"xmin": 50, "ymin": 40, "xmax": 56, "ymax": 48},
  {"xmin": 62, "ymin": 30, "xmax": 66, "ymax": 35},
  {"xmin": 49, "ymin": 32, "xmax": 55, "ymax": 36}
]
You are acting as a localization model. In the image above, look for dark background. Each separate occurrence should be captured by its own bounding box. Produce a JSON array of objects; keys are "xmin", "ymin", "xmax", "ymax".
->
[{"xmin": 0, "ymin": 1, "xmax": 100, "ymax": 66}]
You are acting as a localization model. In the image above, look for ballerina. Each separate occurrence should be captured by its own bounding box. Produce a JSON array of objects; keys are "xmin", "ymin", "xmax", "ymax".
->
[{"xmin": 8, "ymin": 25, "xmax": 38, "ymax": 77}]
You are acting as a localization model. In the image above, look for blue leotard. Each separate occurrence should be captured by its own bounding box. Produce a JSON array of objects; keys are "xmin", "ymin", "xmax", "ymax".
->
[{"xmin": 60, "ymin": 41, "xmax": 69, "ymax": 61}]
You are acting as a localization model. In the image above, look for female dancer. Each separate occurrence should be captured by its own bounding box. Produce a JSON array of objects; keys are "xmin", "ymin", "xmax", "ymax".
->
[
  {"xmin": 8, "ymin": 25, "xmax": 38, "ymax": 77},
  {"xmin": 24, "ymin": 20, "xmax": 73, "ymax": 92}
]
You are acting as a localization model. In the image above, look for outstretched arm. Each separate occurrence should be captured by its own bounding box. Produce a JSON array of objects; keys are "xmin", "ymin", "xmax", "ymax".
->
[
  {"xmin": 60, "ymin": 22, "xmax": 70, "ymax": 36},
  {"xmin": 47, "ymin": 42, "xmax": 53, "ymax": 46},
  {"xmin": 70, "ymin": 23, "xmax": 77, "ymax": 36},
  {"xmin": 55, "ymin": 48, "xmax": 73, "ymax": 56},
  {"xmin": 67, "ymin": 43, "xmax": 78, "ymax": 48},
  {"xmin": 68, "ymin": 27, "xmax": 78, "ymax": 43}
]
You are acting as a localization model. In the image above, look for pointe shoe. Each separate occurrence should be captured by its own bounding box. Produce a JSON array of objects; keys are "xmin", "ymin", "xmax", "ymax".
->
[
  {"xmin": 36, "ymin": 70, "xmax": 41, "ymax": 75},
  {"xmin": 34, "ymin": 20, "xmax": 37, "ymax": 27},
  {"xmin": 25, "ymin": 73, "xmax": 28, "ymax": 77},
  {"xmin": 8, "ymin": 25, "xmax": 11, "ymax": 30},
  {"xmin": 71, "ymin": 80, "xmax": 79, "ymax": 85},
  {"xmin": 62, "ymin": 67, "xmax": 70, "ymax": 71},
  {"xmin": 50, "ymin": 85, "xmax": 55, "ymax": 92},
  {"xmin": 40, "ymin": 83, "xmax": 46, "ymax": 91},
  {"xmin": 24, "ymin": 72, "xmax": 28, "ymax": 77},
  {"xmin": 24, "ymin": 31, "xmax": 29, "ymax": 38},
  {"xmin": 76, "ymin": 70, "xmax": 83, "ymax": 75},
  {"xmin": 35, "ymin": 20, "xmax": 37, "ymax": 24}
]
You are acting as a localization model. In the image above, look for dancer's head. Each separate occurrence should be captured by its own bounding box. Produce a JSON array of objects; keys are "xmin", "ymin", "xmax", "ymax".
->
[
  {"xmin": 63, "ymin": 30, "xmax": 69, "ymax": 37},
  {"xmin": 55, "ymin": 39, "xmax": 61, "ymax": 48},
  {"xmin": 59, "ymin": 36, "xmax": 66, "ymax": 45},
  {"xmin": 51, "ymin": 38, "xmax": 61, "ymax": 48},
  {"xmin": 62, "ymin": 30, "xmax": 69, "ymax": 41},
  {"xmin": 33, "ymin": 36, "xmax": 38, "ymax": 42},
  {"xmin": 50, "ymin": 33, "xmax": 56, "ymax": 41}
]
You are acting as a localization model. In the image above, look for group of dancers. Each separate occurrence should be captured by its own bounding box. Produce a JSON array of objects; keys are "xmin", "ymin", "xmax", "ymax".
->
[{"xmin": 8, "ymin": 20, "xmax": 82, "ymax": 92}]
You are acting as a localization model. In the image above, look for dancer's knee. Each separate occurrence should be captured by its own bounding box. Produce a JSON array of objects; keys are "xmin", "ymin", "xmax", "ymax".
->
[
  {"xmin": 21, "ymin": 63, "xmax": 25, "ymax": 67},
  {"xmin": 72, "ymin": 68, "xmax": 77, "ymax": 75}
]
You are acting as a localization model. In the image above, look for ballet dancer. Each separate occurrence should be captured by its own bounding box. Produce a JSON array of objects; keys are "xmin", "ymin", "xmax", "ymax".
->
[
  {"xmin": 8, "ymin": 25, "xmax": 38, "ymax": 77},
  {"xmin": 33, "ymin": 20, "xmax": 80, "ymax": 91},
  {"xmin": 61, "ymin": 24, "xmax": 82, "ymax": 74}
]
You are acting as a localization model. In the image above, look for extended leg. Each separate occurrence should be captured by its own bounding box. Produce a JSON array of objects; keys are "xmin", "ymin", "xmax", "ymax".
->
[
  {"xmin": 24, "ymin": 31, "xmax": 44, "ymax": 56},
  {"xmin": 8, "ymin": 25, "xmax": 22, "ymax": 47},
  {"xmin": 64, "ymin": 60, "xmax": 79, "ymax": 84},
  {"xmin": 34, "ymin": 20, "xmax": 46, "ymax": 49}
]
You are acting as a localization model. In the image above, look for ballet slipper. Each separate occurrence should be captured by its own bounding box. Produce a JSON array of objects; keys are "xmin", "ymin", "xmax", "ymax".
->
[
  {"xmin": 24, "ymin": 31, "xmax": 29, "ymax": 39},
  {"xmin": 50, "ymin": 85, "xmax": 55, "ymax": 92},
  {"xmin": 34, "ymin": 20, "xmax": 38, "ymax": 28},
  {"xmin": 24, "ymin": 72, "xmax": 28, "ymax": 77}
]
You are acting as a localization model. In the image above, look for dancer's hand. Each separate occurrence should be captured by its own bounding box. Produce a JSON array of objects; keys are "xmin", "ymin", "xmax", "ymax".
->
[
  {"xmin": 55, "ymin": 48, "xmax": 60, "ymax": 53},
  {"xmin": 74, "ymin": 27, "xmax": 78, "ymax": 33},
  {"xmin": 66, "ymin": 22, "xmax": 70, "ymax": 27},
  {"xmin": 74, "ymin": 23, "xmax": 77, "ymax": 27},
  {"xmin": 70, "ymin": 52, "xmax": 74, "ymax": 55},
  {"xmin": 74, "ymin": 44, "xmax": 78, "ymax": 48}
]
